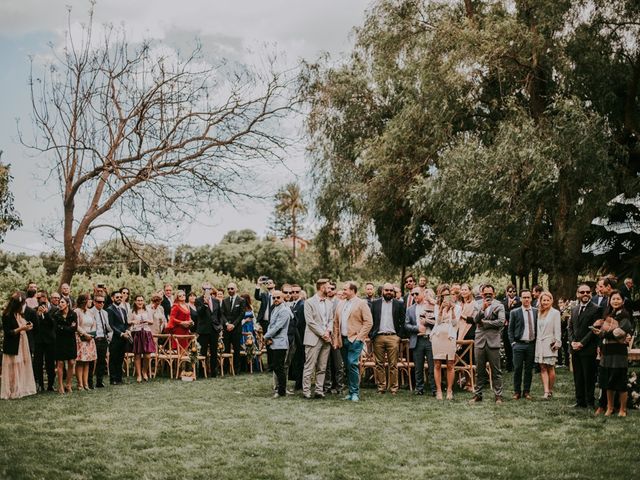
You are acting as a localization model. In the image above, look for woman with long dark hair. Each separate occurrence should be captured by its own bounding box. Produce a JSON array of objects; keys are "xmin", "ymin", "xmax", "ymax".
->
[
  {"xmin": 53, "ymin": 297, "xmax": 77, "ymax": 394},
  {"xmin": 1, "ymin": 292, "xmax": 37, "ymax": 400},
  {"xmin": 594, "ymin": 290, "xmax": 633, "ymax": 417},
  {"xmin": 129, "ymin": 295, "xmax": 155, "ymax": 382}
]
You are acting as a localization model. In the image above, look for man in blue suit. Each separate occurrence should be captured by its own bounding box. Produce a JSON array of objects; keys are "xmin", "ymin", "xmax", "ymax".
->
[{"xmin": 508, "ymin": 289, "xmax": 537, "ymax": 400}]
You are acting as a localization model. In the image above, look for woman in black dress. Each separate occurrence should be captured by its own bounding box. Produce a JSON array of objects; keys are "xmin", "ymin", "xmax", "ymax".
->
[{"xmin": 53, "ymin": 297, "xmax": 77, "ymax": 394}]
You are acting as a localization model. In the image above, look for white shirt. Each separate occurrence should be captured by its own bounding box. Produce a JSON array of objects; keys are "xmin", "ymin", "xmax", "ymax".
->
[
  {"xmin": 91, "ymin": 307, "xmax": 111, "ymax": 339},
  {"xmin": 379, "ymin": 299, "xmax": 395, "ymax": 333},
  {"xmin": 340, "ymin": 298, "xmax": 354, "ymax": 337},
  {"xmin": 522, "ymin": 307, "xmax": 534, "ymax": 341}
]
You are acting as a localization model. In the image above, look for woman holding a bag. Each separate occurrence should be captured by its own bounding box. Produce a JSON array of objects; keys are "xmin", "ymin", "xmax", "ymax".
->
[{"xmin": 535, "ymin": 291, "xmax": 561, "ymax": 399}]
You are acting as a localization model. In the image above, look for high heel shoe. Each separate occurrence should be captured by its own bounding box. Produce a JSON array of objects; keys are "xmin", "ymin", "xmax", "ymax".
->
[
  {"xmin": 446, "ymin": 391, "xmax": 453, "ymax": 400},
  {"xmin": 436, "ymin": 391, "xmax": 443, "ymax": 400},
  {"xmin": 65, "ymin": 385, "xmax": 72, "ymax": 393},
  {"xmin": 136, "ymin": 377, "xmax": 142, "ymax": 384}
]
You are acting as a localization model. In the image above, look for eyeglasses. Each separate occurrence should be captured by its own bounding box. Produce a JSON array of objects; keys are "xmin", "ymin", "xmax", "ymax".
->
[
  {"xmin": 94, "ymin": 300, "xmax": 104, "ymax": 304},
  {"xmin": 283, "ymin": 291, "xmax": 292, "ymax": 294},
  {"xmin": 578, "ymin": 290, "xmax": 591, "ymax": 294},
  {"xmin": 507, "ymin": 290, "xmax": 514, "ymax": 293}
]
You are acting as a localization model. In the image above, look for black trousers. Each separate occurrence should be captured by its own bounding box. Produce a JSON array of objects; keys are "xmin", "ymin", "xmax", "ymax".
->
[
  {"xmin": 323, "ymin": 346, "xmax": 345, "ymax": 392},
  {"xmin": 198, "ymin": 331, "xmax": 219, "ymax": 377},
  {"xmin": 271, "ymin": 348, "xmax": 287, "ymax": 395},
  {"xmin": 512, "ymin": 342, "xmax": 535, "ymax": 395},
  {"xmin": 291, "ymin": 338, "xmax": 305, "ymax": 389},
  {"xmin": 223, "ymin": 330, "xmax": 242, "ymax": 374},
  {"xmin": 502, "ymin": 328, "xmax": 513, "ymax": 371},
  {"xmin": 33, "ymin": 342, "xmax": 56, "ymax": 389},
  {"xmin": 93, "ymin": 337, "xmax": 109, "ymax": 386},
  {"xmin": 572, "ymin": 351, "xmax": 597, "ymax": 407},
  {"xmin": 109, "ymin": 337, "xmax": 126, "ymax": 383}
]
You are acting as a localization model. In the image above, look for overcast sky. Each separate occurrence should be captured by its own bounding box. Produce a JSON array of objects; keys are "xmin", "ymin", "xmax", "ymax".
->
[{"xmin": 0, "ymin": 0, "xmax": 370, "ymax": 254}]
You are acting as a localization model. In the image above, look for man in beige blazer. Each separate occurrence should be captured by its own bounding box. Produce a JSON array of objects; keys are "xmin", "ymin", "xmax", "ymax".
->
[
  {"xmin": 332, "ymin": 281, "xmax": 373, "ymax": 402},
  {"xmin": 302, "ymin": 278, "xmax": 333, "ymax": 399}
]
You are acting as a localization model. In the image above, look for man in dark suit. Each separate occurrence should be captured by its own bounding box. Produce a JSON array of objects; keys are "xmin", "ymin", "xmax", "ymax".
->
[
  {"xmin": 508, "ymin": 289, "xmax": 537, "ymax": 400},
  {"xmin": 195, "ymin": 283, "xmax": 223, "ymax": 378},
  {"xmin": 107, "ymin": 291, "xmax": 129, "ymax": 385},
  {"xmin": 161, "ymin": 284, "xmax": 174, "ymax": 321},
  {"xmin": 255, "ymin": 277, "xmax": 275, "ymax": 370},
  {"xmin": 30, "ymin": 291, "xmax": 56, "ymax": 392},
  {"xmin": 592, "ymin": 277, "xmax": 613, "ymax": 310},
  {"xmin": 569, "ymin": 283, "xmax": 603, "ymax": 408},
  {"xmin": 222, "ymin": 282, "xmax": 246, "ymax": 374},
  {"xmin": 369, "ymin": 282, "xmax": 406, "ymax": 395},
  {"xmin": 402, "ymin": 274, "xmax": 417, "ymax": 307},
  {"xmin": 501, "ymin": 285, "xmax": 521, "ymax": 372},
  {"xmin": 290, "ymin": 284, "xmax": 306, "ymax": 390}
]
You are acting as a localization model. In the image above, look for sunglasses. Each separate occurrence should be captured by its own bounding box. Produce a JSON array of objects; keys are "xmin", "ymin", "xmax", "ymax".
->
[
  {"xmin": 283, "ymin": 291, "xmax": 292, "ymax": 294},
  {"xmin": 94, "ymin": 300, "xmax": 104, "ymax": 304},
  {"xmin": 578, "ymin": 290, "xmax": 591, "ymax": 294},
  {"xmin": 273, "ymin": 296, "xmax": 282, "ymax": 300},
  {"xmin": 411, "ymin": 292, "xmax": 419, "ymax": 296}
]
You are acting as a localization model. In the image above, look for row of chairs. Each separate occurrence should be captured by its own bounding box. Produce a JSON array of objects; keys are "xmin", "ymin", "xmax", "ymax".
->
[{"xmin": 359, "ymin": 339, "xmax": 479, "ymax": 391}]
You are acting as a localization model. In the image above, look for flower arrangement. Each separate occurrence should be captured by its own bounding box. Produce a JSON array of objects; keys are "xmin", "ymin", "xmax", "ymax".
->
[{"xmin": 243, "ymin": 333, "xmax": 257, "ymax": 362}]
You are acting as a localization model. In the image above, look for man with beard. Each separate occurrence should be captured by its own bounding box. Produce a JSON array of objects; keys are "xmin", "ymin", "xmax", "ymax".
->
[{"xmin": 369, "ymin": 283, "xmax": 405, "ymax": 395}]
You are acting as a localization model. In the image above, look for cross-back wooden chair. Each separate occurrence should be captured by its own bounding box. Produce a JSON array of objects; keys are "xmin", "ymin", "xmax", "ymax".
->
[
  {"xmin": 153, "ymin": 334, "xmax": 176, "ymax": 379},
  {"xmin": 397, "ymin": 338, "xmax": 414, "ymax": 390},
  {"xmin": 453, "ymin": 339, "xmax": 475, "ymax": 391},
  {"xmin": 175, "ymin": 335, "xmax": 208, "ymax": 378},
  {"xmin": 218, "ymin": 336, "xmax": 235, "ymax": 377},
  {"xmin": 359, "ymin": 338, "xmax": 376, "ymax": 385}
]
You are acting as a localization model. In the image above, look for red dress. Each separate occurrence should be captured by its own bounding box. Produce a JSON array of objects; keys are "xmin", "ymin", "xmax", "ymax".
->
[{"xmin": 167, "ymin": 304, "xmax": 192, "ymax": 349}]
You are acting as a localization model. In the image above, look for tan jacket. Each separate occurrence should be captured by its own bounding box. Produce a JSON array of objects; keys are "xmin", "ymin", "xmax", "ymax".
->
[{"xmin": 332, "ymin": 297, "xmax": 373, "ymax": 348}]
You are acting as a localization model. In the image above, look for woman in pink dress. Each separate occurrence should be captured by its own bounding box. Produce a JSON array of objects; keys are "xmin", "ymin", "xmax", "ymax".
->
[
  {"xmin": 129, "ymin": 295, "xmax": 156, "ymax": 382},
  {"xmin": 1, "ymin": 292, "xmax": 37, "ymax": 400},
  {"xmin": 166, "ymin": 290, "xmax": 194, "ymax": 349},
  {"xmin": 75, "ymin": 294, "xmax": 97, "ymax": 391}
]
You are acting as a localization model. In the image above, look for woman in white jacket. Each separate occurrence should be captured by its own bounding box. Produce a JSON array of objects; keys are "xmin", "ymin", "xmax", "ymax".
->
[{"xmin": 534, "ymin": 291, "xmax": 561, "ymax": 399}]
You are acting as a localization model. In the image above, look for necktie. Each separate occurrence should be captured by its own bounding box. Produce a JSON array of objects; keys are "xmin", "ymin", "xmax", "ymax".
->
[
  {"xmin": 579, "ymin": 305, "xmax": 585, "ymax": 316},
  {"xmin": 208, "ymin": 297, "xmax": 213, "ymax": 311},
  {"xmin": 526, "ymin": 309, "xmax": 534, "ymax": 341},
  {"xmin": 230, "ymin": 296, "xmax": 235, "ymax": 310}
]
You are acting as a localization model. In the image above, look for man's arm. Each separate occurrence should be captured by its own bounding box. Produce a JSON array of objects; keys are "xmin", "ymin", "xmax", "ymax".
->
[
  {"xmin": 357, "ymin": 301, "xmax": 373, "ymax": 341},
  {"xmin": 404, "ymin": 307, "xmax": 418, "ymax": 334},
  {"xmin": 482, "ymin": 303, "xmax": 505, "ymax": 329},
  {"xmin": 508, "ymin": 309, "xmax": 516, "ymax": 345},
  {"xmin": 304, "ymin": 301, "xmax": 326, "ymax": 338}
]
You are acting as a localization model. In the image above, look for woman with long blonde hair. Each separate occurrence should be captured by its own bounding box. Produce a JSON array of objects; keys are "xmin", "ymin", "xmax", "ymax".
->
[{"xmin": 534, "ymin": 291, "xmax": 561, "ymax": 399}]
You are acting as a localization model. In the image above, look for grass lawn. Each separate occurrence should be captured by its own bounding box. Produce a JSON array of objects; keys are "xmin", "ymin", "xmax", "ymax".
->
[{"xmin": 0, "ymin": 368, "xmax": 638, "ymax": 479}]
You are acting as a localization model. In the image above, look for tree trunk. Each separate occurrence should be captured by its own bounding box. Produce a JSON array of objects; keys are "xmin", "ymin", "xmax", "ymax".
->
[
  {"xmin": 291, "ymin": 209, "xmax": 297, "ymax": 260},
  {"xmin": 532, "ymin": 268, "xmax": 539, "ymax": 288}
]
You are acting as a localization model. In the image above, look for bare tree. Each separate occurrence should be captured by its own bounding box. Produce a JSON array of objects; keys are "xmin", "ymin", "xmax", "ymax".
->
[{"xmin": 20, "ymin": 6, "xmax": 298, "ymax": 285}]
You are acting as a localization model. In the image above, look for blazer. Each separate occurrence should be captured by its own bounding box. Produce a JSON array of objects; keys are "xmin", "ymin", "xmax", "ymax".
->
[
  {"xmin": 2, "ymin": 313, "xmax": 22, "ymax": 356},
  {"xmin": 254, "ymin": 288, "xmax": 273, "ymax": 325},
  {"xmin": 404, "ymin": 304, "xmax": 424, "ymax": 350},
  {"xmin": 264, "ymin": 303, "xmax": 292, "ymax": 350},
  {"xmin": 107, "ymin": 304, "xmax": 128, "ymax": 340},
  {"xmin": 303, "ymin": 295, "xmax": 333, "ymax": 347},
  {"xmin": 568, "ymin": 302, "xmax": 602, "ymax": 356},
  {"xmin": 473, "ymin": 300, "xmax": 505, "ymax": 349},
  {"xmin": 369, "ymin": 298, "xmax": 405, "ymax": 339},
  {"xmin": 194, "ymin": 295, "xmax": 223, "ymax": 334},
  {"xmin": 221, "ymin": 296, "xmax": 246, "ymax": 334},
  {"xmin": 31, "ymin": 306, "xmax": 56, "ymax": 345},
  {"xmin": 502, "ymin": 296, "xmax": 522, "ymax": 326},
  {"xmin": 161, "ymin": 295, "xmax": 173, "ymax": 321},
  {"xmin": 332, "ymin": 297, "xmax": 373, "ymax": 349},
  {"xmin": 591, "ymin": 295, "xmax": 608, "ymax": 310},
  {"xmin": 508, "ymin": 306, "xmax": 538, "ymax": 345},
  {"xmin": 535, "ymin": 308, "xmax": 562, "ymax": 358},
  {"xmin": 291, "ymin": 299, "xmax": 306, "ymax": 345}
]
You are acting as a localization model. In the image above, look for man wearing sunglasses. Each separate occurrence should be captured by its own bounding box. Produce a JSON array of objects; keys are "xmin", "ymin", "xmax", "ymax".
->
[
  {"xmin": 568, "ymin": 284, "xmax": 602, "ymax": 409},
  {"xmin": 501, "ymin": 285, "xmax": 521, "ymax": 373},
  {"xmin": 404, "ymin": 287, "xmax": 436, "ymax": 396},
  {"xmin": 264, "ymin": 291, "xmax": 293, "ymax": 398}
]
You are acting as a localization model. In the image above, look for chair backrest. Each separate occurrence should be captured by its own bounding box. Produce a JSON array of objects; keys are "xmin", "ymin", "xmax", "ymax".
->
[
  {"xmin": 455, "ymin": 339, "xmax": 474, "ymax": 368},
  {"xmin": 154, "ymin": 334, "xmax": 173, "ymax": 355},
  {"xmin": 174, "ymin": 334, "xmax": 197, "ymax": 359}
]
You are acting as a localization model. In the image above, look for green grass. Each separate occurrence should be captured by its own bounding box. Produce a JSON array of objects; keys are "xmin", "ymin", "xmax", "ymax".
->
[{"xmin": 0, "ymin": 369, "xmax": 638, "ymax": 479}]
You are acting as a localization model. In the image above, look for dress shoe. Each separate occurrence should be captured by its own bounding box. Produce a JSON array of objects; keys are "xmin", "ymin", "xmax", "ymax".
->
[
  {"xmin": 343, "ymin": 394, "xmax": 353, "ymax": 401},
  {"xmin": 286, "ymin": 390, "xmax": 294, "ymax": 396},
  {"xmin": 273, "ymin": 393, "xmax": 282, "ymax": 399},
  {"xmin": 47, "ymin": 386, "xmax": 55, "ymax": 392},
  {"xmin": 303, "ymin": 394, "xmax": 312, "ymax": 400},
  {"xmin": 468, "ymin": 395, "xmax": 482, "ymax": 404},
  {"xmin": 95, "ymin": 383, "xmax": 105, "ymax": 388},
  {"xmin": 512, "ymin": 393, "xmax": 521, "ymax": 400},
  {"xmin": 523, "ymin": 393, "xmax": 533, "ymax": 400},
  {"xmin": 571, "ymin": 403, "xmax": 586, "ymax": 408},
  {"xmin": 414, "ymin": 390, "xmax": 424, "ymax": 396},
  {"xmin": 350, "ymin": 394, "xmax": 360, "ymax": 402},
  {"xmin": 495, "ymin": 396, "xmax": 503, "ymax": 404},
  {"xmin": 314, "ymin": 393, "xmax": 325, "ymax": 399},
  {"xmin": 377, "ymin": 391, "xmax": 385, "ymax": 395}
]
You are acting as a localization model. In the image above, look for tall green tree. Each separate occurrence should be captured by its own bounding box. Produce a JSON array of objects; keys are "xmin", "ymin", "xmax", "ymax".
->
[
  {"xmin": 0, "ymin": 151, "xmax": 22, "ymax": 243},
  {"xmin": 270, "ymin": 183, "xmax": 307, "ymax": 259}
]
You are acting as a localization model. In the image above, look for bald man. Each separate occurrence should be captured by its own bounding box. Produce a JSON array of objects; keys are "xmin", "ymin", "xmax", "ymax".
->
[{"xmin": 369, "ymin": 283, "xmax": 406, "ymax": 394}]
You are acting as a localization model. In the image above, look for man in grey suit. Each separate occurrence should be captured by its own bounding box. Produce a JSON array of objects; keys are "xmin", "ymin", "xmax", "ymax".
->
[
  {"xmin": 404, "ymin": 287, "xmax": 436, "ymax": 396},
  {"xmin": 302, "ymin": 278, "xmax": 333, "ymax": 399},
  {"xmin": 264, "ymin": 291, "xmax": 292, "ymax": 398},
  {"xmin": 470, "ymin": 284, "xmax": 506, "ymax": 403},
  {"xmin": 508, "ymin": 289, "xmax": 537, "ymax": 400}
]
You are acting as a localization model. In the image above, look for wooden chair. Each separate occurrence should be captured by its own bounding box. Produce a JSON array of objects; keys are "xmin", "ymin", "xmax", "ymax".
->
[
  {"xmin": 218, "ymin": 335, "xmax": 235, "ymax": 377},
  {"xmin": 453, "ymin": 339, "xmax": 475, "ymax": 391},
  {"xmin": 175, "ymin": 335, "xmax": 208, "ymax": 379},
  {"xmin": 359, "ymin": 338, "xmax": 377, "ymax": 385},
  {"xmin": 255, "ymin": 330, "xmax": 267, "ymax": 372},
  {"xmin": 153, "ymin": 334, "xmax": 177, "ymax": 379},
  {"xmin": 124, "ymin": 351, "xmax": 135, "ymax": 377},
  {"xmin": 397, "ymin": 338, "xmax": 414, "ymax": 391}
]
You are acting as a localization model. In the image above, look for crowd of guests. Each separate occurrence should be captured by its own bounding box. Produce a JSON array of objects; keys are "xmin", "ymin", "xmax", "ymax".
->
[{"xmin": 1, "ymin": 275, "xmax": 637, "ymax": 417}]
